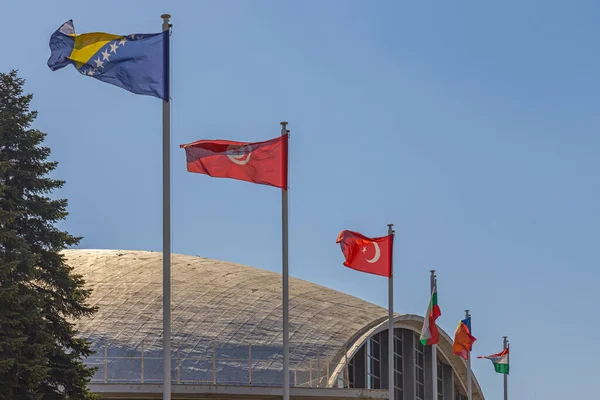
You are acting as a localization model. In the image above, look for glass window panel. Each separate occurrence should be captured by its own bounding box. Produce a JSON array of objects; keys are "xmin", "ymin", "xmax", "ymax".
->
[
  {"xmin": 393, "ymin": 328, "xmax": 403, "ymax": 399},
  {"xmin": 437, "ymin": 361, "xmax": 444, "ymax": 400},
  {"xmin": 367, "ymin": 332, "xmax": 381, "ymax": 389},
  {"xmin": 415, "ymin": 334, "xmax": 425, "ymax": 400}
]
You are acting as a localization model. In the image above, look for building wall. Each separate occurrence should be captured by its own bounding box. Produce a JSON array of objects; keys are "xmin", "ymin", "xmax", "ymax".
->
[{"xmin": 348, "ymin": 328, "xmax": 468, "ymax": 400}]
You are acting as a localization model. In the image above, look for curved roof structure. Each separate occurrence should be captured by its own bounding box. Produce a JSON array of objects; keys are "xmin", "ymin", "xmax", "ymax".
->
[
  {"xmin": 65, "ymin": 250, "xmax": 389, "ymax": 384},
  {"xmin": 65, "ymin": 249, "xmax": 483, "ymax": 398}
]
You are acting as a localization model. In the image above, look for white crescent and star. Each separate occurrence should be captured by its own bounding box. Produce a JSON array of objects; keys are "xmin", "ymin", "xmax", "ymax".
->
[
  {"xmin": 362, "ymin": 242, "xmax": 381, "ymax": 263},
  {"xmin": 226, "ymin": 144, "xmax": 253, "ymax": 165}
]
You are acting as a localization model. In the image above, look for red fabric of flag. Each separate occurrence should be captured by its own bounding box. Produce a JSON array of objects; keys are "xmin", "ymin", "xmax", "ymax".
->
[
  {"xmin": 180, "ymin": 135, "xmax": 288, "ymax": 189},
  {"xmin": 336, "ymin": 230, "xmax": 393, "ymax": 277}
]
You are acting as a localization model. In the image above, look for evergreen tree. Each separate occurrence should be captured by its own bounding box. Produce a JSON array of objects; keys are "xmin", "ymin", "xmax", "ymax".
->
[{"xmin": 0, "ymin": 70, "xmax": 98, "ymax": 399}]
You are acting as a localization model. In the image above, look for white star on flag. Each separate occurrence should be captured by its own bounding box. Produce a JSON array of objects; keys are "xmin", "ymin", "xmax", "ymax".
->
[
  {"xmin": 94, "ymin": 58, "xmax": 104, "ymax": 68},
  {"xmin": 119, "ymin": 37, "xmax": 127, "ymax": 46},
  {"xmin": 101, "ymin": 49, "xmax": 110, "ymax": 61},
  {"xmin": 109, "ymin": 42, "xmax": 118, "ymax": 53}
]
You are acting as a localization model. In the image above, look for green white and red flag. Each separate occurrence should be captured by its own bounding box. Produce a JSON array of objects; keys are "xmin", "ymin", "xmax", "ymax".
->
[
  {"xmin": 478, "ymin": 347, "xmax": 509, "ymax": 374},
  {"xmin": 419, "ymin": 281, "xmax": 441, "ymax": 345}
]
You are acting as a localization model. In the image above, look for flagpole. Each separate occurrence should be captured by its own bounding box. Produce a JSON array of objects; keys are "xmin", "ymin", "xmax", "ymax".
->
[
  {"xmin": 281, "ymin": 121, "xmax": 290, "ymax": 400},
  {"xmin": 430, "ymin": 270, "xmax": 437, "ymax": 400},
  {"xmin": 387, "ymin": 224, "xmax": 395, "ymax": 400},
  {"xmin": 161, "ymin": 13, "xmax": 171, "ymax": 400},
  {"xmin": 503, "ymin": 336, "xmax": 508, "ymax": 400},
  {"xmin": 465, "ymin": 310, "xmax": 472, "ymax": 400}
]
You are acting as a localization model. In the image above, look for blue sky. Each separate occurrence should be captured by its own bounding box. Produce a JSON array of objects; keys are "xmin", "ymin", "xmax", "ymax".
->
[{"xmin": 2, "ymin": 1, "xmax": 599, "ymax": 398}]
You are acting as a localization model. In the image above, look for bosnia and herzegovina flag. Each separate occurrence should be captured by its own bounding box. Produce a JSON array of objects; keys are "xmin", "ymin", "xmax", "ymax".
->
[
  {"xmin": 47, "ymin": 20, "xmax": 168, "ymax": 101},
  {"xmin": 452, "ymin": 316, "xmax": 477, "ymax": 360}
]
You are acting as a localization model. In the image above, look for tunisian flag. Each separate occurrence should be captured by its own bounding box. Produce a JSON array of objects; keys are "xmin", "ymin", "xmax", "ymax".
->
[
  {"xmin": 336, "ymin": 230, "xmax": 393, "ymax": 277},
  {"xmin": 180, "ymin": 135, "xmax": 288, "ymax": 189}
]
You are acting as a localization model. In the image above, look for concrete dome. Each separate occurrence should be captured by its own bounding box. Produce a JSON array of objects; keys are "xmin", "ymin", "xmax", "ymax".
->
[
  {"xmin": 65, "ymin": 249, "xmax": 389, "ymax": 385},
  {"xmin": 65, "ymin": 249, "xmax": 484, "ymax": 399}
]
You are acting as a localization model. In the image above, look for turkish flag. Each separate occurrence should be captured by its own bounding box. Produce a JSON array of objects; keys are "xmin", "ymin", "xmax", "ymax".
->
[
  {"xmin": 180, "ymin": 135, "xmax": 288, "ymax": 189},
  {"xmin": 336, "ymin": 230, "xmax": 393, "ymax": 277}
]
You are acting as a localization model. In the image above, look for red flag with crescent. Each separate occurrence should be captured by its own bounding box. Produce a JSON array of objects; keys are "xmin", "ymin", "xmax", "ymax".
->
[
  {"xmin": 180, "ymin": 135, "xmax": 288, "ymax": 189},
  {"xmin": 336, "ymin": 230, "xmax": 393, "ymax": 277}
]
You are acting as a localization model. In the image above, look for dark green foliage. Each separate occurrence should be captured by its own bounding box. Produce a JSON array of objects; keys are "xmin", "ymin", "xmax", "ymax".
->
[{"xmin": 0, "ymin": 70, "xmax": 98, "ymax": 399}]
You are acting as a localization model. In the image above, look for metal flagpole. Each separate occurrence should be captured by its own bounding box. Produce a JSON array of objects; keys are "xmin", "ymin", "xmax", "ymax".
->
[
  {"xmin": 281, "ymin": 121, "xmax": 290, "ymax": 400},
  {"xmin": 430, "ymin": 270, "xmax": 437, "ymax": 400},
  {"xmin": 466, "ymin": 310, "xmax": 472, "ymax": 400},
  {"xmin": 503, "ymin": 336, "xmax": 508, "ymax": 400},
  {"xmin": 387, "ymin": 224, "xmax": 395, "ymax": 400},
  {"xmin": 161, "ymin": 13, "xmax": 172, "ymax": 400}
]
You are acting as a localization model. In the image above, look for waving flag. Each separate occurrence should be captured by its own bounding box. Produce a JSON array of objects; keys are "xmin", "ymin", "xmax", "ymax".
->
[
  {"xmin": 180, "ymin": 135, "xmax": 289, "ymax": 189},
  {"xmin": 48, "ymin": 20, "xmax": 168, "ymax": 100},
  {"xmin": 336, "ymin": 230, "xmax": 393, "ymax": 277},
  {"xmin": 452, "ymin": 316, "xmax": 477, "ymax": 359},
  {"xmin": 478, "ymin": 347, "xmax": 509, "ymax": 374},
  {"xmin": 419, "ymin": 282, "xmax": 441, "ymax": 345}
]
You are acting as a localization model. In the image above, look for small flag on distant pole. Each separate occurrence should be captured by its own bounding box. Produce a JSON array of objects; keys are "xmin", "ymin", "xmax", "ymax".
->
[
  {"xmin": 478, "ymin": 347, "xmax": 510, "ymax": 374},
  {"xmin": 180, "ymin": 135, "xmax": 288, "ymax": 189},
  {"xmin": 419, "ymin": 279, "xmax": 441, "ymax": 345},
  {"xmin": 453, "ymin": 316, "xmax": 477, "ymax": 360}
]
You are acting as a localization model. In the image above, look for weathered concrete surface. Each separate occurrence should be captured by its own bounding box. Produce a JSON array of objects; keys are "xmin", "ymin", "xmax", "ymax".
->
[{"xmin": 64, "ymin": 249, "xmax": 388, "ymax": 384}]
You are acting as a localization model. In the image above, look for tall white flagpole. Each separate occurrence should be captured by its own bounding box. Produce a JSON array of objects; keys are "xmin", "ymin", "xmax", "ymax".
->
[
  {"xmin": 161, "ymin": 13, "xmax": 172, "ymax": 400},
  {"xmin": 281, "ymin": 122, "xmax": 290, "ymax": 400},
  {"xmin": 387, "ymin": 224, "xmax": 395, "ymax": 400},
  {"xmin": 504, "ymin": 336, "xmax": 509, "ymax": 400},
  {"xmin": 466, "ymin": 310, "xmax": 472, "ymax": 400},
  {"xmin": 430, "ymin": 270, "xmax": 437, "ymax": 400}
]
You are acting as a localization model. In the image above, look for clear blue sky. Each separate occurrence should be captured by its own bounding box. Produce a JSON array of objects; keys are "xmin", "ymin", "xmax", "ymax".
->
[{"xmin": 2, "ymin": 1, "xmax": 598, "ymax": 398}]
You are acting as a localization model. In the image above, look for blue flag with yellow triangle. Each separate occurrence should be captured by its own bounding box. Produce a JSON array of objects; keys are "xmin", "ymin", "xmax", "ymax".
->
[{"xmin": 48, "ymin": 20, "xmax": 168, "ymax": 100}]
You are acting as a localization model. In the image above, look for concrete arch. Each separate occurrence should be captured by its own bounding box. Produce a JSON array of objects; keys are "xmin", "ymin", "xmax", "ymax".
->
[{"xmin": 327, "ymin": 315, "xmax": 484, "ymax": 399}]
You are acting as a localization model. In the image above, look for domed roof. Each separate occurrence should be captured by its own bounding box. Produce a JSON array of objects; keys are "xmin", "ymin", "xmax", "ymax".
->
[
  {"xmin": 65, "ymin": 249, "xmax": 484, "ymax": 398},
  {"xmin": 65, "ymin": 249, "xmax": 389, "ymax": 384}
]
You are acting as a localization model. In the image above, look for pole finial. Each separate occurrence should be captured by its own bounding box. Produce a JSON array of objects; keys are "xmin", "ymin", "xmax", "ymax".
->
[{"xmin": 161, "ymin": 14, "xmax": 171, "ymax": 19}]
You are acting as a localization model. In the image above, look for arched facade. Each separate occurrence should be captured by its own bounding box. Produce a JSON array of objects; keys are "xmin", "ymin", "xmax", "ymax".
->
[
  {"xmin": 63, "ymin": 249, "xmax": 484, "ymax": 399},
  {"xmin": 327, "ymin": 316, "xmax": 484, "ymax": 399}
]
